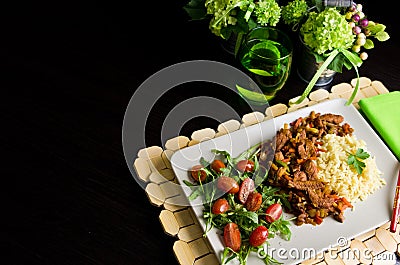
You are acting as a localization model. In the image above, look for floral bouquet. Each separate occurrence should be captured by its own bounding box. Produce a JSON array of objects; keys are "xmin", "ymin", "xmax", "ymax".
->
[
  {"xmin": 183, "ymin": 0, "xmax": 285, "ymax": 55},
  {"xmin": 183, "ymin": 0, "xmax": 390, "ymax": 105},
  {"xmin": 291, "ymin": 1, "xmax": 390, "ymax": 105},
  {"xmin": 184, "ymin": 0, "xmax": 281, "ymax": 39}
]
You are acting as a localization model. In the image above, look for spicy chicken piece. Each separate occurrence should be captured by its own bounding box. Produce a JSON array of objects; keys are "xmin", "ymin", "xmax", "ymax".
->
[
  {"xmin": 303, "ymin": 159, "xmax": 319, "ymax": 180},
  {"xmin": 293, "ymin": 171, "xmax": 307, "ymax": 181},
  {"xmin": 275, "ymin": 128, "xmax": 292, "ymax": 151},
  {"xmin": 288, "ymin": 180, "xmax": 325, "ymax": 190},
  {"xmin": 274, "ymin": 151, "xmax": 285, "ymax": 161},
  {"xmin": 297, "ymin": 139, "xmax": 317, "ymax": 159},
  {"xmin": 319, "ymin": 114, "xmax": 344, "ymax": 124},
  {"xmin": 307, "ymin": 188, "xmax": 335, "ymax": 209}
]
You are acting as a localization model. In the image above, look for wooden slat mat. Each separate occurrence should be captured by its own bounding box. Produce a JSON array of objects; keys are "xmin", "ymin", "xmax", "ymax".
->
[{"xmin": 133, "ymin": 77, "xmax": 399, "ymax": 265}]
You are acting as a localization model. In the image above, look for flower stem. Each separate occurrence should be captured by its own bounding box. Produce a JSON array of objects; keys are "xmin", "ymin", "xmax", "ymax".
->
[{"xmin": 292, "ymin": 49, "xmax": 339, "ymax": 105}]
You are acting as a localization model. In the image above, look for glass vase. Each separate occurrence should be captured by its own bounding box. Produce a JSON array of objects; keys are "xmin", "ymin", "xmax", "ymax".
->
[{"xmin": 296, "ymin": 35, "xmax": 336, "ymax": 86}]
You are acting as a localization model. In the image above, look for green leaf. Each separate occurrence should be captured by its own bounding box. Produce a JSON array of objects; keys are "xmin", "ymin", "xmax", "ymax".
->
[
  {"xmin": 314, "ymin": 0, "xmax": 323, "ymax": 12},
  {"xmin": 347, "ymin": 148, "xmax": 370, "ymax": 174},
  {"xmin": 234, "ymin": 32, "xmax": 244, "ymax": 57},
  {"xmin": 239, "ymin": 211, "xmax": 259, "ymax": 224},
  {"xmin": 183, "ymin": 0, "xmax": 207, "ymax": 20},
  {"xmin": 212, "ymin": 0, "xmax": 249, "ymax": 28},
  {"xmin": 184, "ymin": 180, "xmax": 203, "ymax": 200},
  {"xmin": 369, "ymin": 24, "xmax": 386, "ymax": 34},
  {"xmin": 212, "ymin": 149, "xmax": 237, "ymax": 169},
  {"xmin": 233, "ymin": 142, "xmax": 261, "ymax": 163},
  {"xmin": 183, "ymin": 179, "xmax": 195, "ymax": 187},
  {"xmin": 183, "ymin": 6, "xmax": 207, "ymax": 20},
  {"xmin": 188, "ymin": 188, "xmax": 202, "ymax": 200},
  {"xmin": 212, "ymin": 149, "xmax": 232, "ymax": 164},
  {"xmin": 328, "ymin": 53, "xmax": 346, "ymax": 73},
  {"xmin": 248, "ymin": 69, "xmax": 273, "ymax": 76},
  {"xmin": 236, "ymin": 84, "xmax": 269, "ymax": 105},
  {"xmin": 331, "ymin": 52, "xmax": 354, "ymax": 72},
  {"xmin": 220, "ymin": 167, "xmax": 231, "ymax": 175},
  {"xmin": 221, "ymin": 247, "xmax": 237, "ymax": 264},
  {"xmin": 341, "ymin": 49, "xmax": 363, "ymax": 67},
  {"xmin": 247, "ymin": 17, "xmax": 258, "ymax": 30},
  {"xmin": 268, "ymin": 216, "xmax": 292, "ymax": 241},
  {"xmin": 200, "ymin": 157, "xmax": 210, "ymax": 167},
  {"xmin": 184, "ymin": 0, "xmax": 205, "ymax": 8},
  {"xmin": 347, "ymin": 155, "xmax": 356, "ymax": 165},
  {"xmin": 364, "ymin": 39, "xmax": 374, "ymax": 49},
  {"xmin": 356, "ymin": 148, "xmax": 370, "ymax": 159},
  {"xmin": 236, "ymin": 10, "xmax": 252, "ymax": 31},
  {"xmin": 314, "ymin": 53, "xmax": 325, "ymax": 63},
  {"xmin": 220, "ymin": 10, "xmax": 250, "ymax": 39},
  {"xmin": 376, "ymin": 31, "xmax": 390, "ymax": 42}
]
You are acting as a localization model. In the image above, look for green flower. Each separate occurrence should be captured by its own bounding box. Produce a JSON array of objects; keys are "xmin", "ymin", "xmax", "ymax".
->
[
  {"xmin": 254, "ymin": 0, "xmax": 281, "ymax": 27},
  {"xmin": 206, "ymin": 0, "xmax": 244, "ymax": 37},
  {"xmin": 281, "ymin": 0, "xmax": 308, "ymax": 26},
  {"xmin": 300, "ymin": 8, "xmax": 354, "ymax": 55}
]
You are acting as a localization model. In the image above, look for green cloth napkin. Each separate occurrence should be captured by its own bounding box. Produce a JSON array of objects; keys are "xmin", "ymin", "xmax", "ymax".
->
[{"xmin": 359, "ymin": 91, "xmax": 400, "ymax": 161}]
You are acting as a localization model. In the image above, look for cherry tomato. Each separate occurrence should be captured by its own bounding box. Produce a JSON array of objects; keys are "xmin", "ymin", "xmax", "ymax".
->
[
  {"xmin": 217, "ymin": 176, "xmax": 239, "ymax": 194},
  {"xmin": 236, "ymin": 159, "xmax": 255, "ymax": 173},
  {"xmin": 212, "ymin": 198, "xmax": 230, "ymax": 214},
  {"xmin": 245, "ymin": 192, "xmax": 262, "ymax": 212},
  {"xmin": 211, "ymin": 159, "xmax": 226, "ymax": 174},
  {"xmin": 265, "ymin": 203, "xmax": 283, "ymax": 223},
  {"xmin": 237, "ymin": 177, "xmax": 255, "ymax": 204},
  {"xmin": 223, "ymin": 222, "xmax": 241, "ymax": 252},
  {"xmin": 190, "ymin": 165, "xmax": 207, "ymax": 182},
  {"xmin": 249, "ymin": 226, "xmax": 269, "ymax": 247}
]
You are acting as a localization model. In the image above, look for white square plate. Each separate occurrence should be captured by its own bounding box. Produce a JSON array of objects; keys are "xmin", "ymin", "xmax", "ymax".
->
[{"xmin": 170, "ymin": 98, "xmax": 399, "ymax": 264}]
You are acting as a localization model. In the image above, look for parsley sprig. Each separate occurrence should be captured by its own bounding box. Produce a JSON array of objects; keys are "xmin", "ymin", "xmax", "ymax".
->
[{"xmin": 347, "ymin": 148, "xmax": 370, "ymax": 174}]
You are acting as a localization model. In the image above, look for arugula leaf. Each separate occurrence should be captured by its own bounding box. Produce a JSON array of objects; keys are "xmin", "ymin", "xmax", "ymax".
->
[
  {"xmin": 183, "ymin": 180, "xmax": 202, "ymax": 200},
  {"xmin": 233, "ymin": 142, "xmax": 261, "ymax": 163},
  {"xmin": 200, "ymin": 157, "xmax": 210, "ymax": 168},
  {"xmin": 199, "ymin": 144, "xmax": 292, "ymax": 265},
  {"xmin": 238, "ymin": 211, "xmax": 259, "ymax": 224},
  {"xmin": 219, "ymin": 167, "xmax": 232, "ymax": 176},
  {"xmin": 221, "ymin": 247, "xmax": 237, "ymax": 265},
  {"xmin": 347, "ymin": 148, "xmax": 370, "ymax": 174},
  {"xmin": 211, "ymin": 149, "xmax": 237, "ymax": 170},
  {"xmin": 267, "ymin": 216, "xmax": 293, "ymax": 241}
]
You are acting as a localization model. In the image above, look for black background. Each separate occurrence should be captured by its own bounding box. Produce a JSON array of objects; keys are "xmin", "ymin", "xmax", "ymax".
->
[{"xmin": 2, "ymin": 1, "xmax": 399, "ymax": 265}]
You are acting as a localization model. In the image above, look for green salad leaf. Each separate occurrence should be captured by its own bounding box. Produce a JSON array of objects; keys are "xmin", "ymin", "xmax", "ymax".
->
[{"xmin": 184, "ymin": 143, "xmax": 293, "ymax": 265}]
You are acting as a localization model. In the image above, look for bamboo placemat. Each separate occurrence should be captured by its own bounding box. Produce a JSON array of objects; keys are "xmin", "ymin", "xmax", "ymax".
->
[{"xmin": 133, "ymin": 77, "xmax": 399, "ymax": 265}]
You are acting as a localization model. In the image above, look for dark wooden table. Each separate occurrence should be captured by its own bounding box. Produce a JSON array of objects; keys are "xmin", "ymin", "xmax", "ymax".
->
[{"xmin": 3, "ymin": 1, "xmax": 399, "ymax": 264}]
